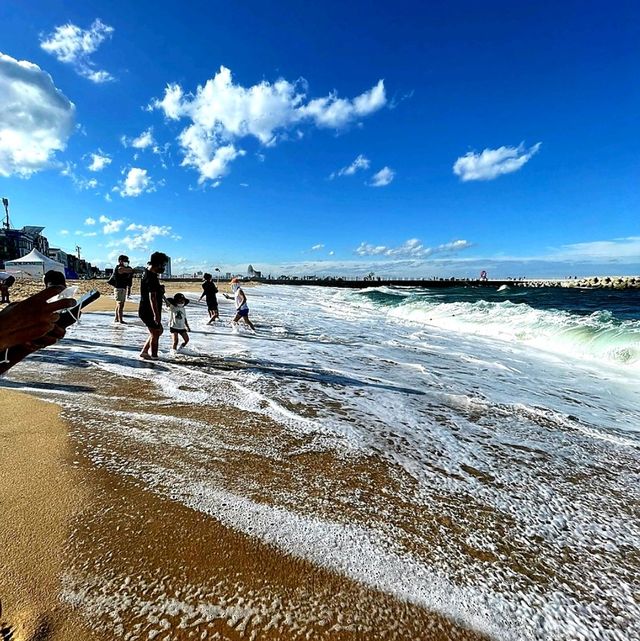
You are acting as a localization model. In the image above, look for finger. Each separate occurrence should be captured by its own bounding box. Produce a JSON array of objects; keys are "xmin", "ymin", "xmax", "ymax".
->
[
  {"xmin": 24, "ymin": 286, "xmax": 65, "ymax": 304},
  {"xmin": 46, "ymin": 298, "xmax": 77, "ymax": 312},
  {"xmin": 48, "ymin": 325, "xmax": 65, "ymax": 339}
]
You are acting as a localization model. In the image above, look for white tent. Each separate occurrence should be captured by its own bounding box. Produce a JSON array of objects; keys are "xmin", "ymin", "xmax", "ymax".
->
[{"xmin": 5, "ymin": 248, "xmax": 65, "ymax": 278}]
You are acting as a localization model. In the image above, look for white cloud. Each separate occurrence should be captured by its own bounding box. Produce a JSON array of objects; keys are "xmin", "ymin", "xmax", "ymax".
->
[
  {"xmin": 60, "ymin": 229, "xmax": 69, "ymax": 235},
  {"xmin": 453, "ymin": 142, "xmax": 541, "ymax": 181},
  {"xmin": 0, "ymin": 52, "xmax": 75, "ymax": 177},
  {"xmin": 311, "ymin": 244, "xmax": 325, "ymax": 251},
  {"xmin": 151, "ymin": 66, "xmax": 386, "ymax": 183},
  {"xmin": 85, "ymin": 217, "xmax": 96, "ymax": 225},
  {"xmin": 99, "ymin": 215, "xmax": 124, "ymax": 234},
  {"xmin": 300, "ymin": 80, "xmax": 386, "ymax": 128},
  {"xmin": 328, "ymin": 250, "xmax": 335, "ymax": 256},
  {"xmin": 75, "ymin": 230, "xmax": 97, "ymax": 237},
  {"xmin": 115, "ymin": 223, "xmax": 173, "ymax": 250},
  {"xmin": 87, "ymin": 151, "xmax": 111, "ymax": 171},
  {"xmin": 369, "ymin": 166, "xmax": 395, "ymax": 187},
  {"xmin": 549, "ymin": 236, "xmax": 640, "ymax": 262},
  {"xmin": 356, "ymin": 238, "xmax": 472, "ymax": 258},
  {"xmin": 60, "ymin": 162, "xmax": 98, "ymax": 190},
  {"xmin": 121, "ymin": 128, "xmax": 155, "ymax": 149},
  {"xmin": 115, "ymin": 167, "xmax": 155, "ymax": 197},
  {"xmin": 40, "ymin": 19, "xmax": 114, "ymax": 83},
  {"xmin": 330, "ymin": 154, "xmax": 370, "ymax": 179}
]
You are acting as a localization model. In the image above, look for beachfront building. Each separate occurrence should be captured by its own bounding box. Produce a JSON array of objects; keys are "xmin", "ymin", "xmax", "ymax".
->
[
  {"xmin": 247, "ymin": 264, "xmax": 262, "ymax": 278},
  {"xmin": 0, "ymin": 225, "xmax": 50, "ymax": 265}
]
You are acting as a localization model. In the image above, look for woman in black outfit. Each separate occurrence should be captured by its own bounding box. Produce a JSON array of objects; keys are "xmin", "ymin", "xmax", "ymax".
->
[{"xmin": 138, "ymin": 251, "xmax": 169, "ymax": 360}]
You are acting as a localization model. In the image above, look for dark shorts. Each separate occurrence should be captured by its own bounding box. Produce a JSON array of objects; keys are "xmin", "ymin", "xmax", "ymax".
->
[
  {"xmin": 170, "ymin": 327, "xmax": 188, "ymax": 334},
  {"xmin": 140, "ymin": 314, "xmax": 162, "ymax": 330},
  {"xmin": 236, "ymin": 308, "xmax": 249, "ymax": 318},
  {"xmin": 206, "ymin": 301, "xmax": 218, "ymax": 311}
]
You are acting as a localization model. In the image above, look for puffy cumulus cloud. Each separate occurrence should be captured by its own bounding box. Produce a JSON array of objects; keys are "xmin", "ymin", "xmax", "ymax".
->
[
  {"xmin": 330, "ymin": 154, "xmax": 370, "ymax": 179},
  {"xmin": 99, "ymin": 215, "xmax": 124, "ymax": 234},
  {"xmin": 116, "ymin": 223, "xmax": 173, "ymax": 251},
  {"xmin": 151, "ymin": 66, "xmax": 386, "ymax": 183},
  {"xmin": 40, "ymin": 19, "xmax": 114, "ymax": 83},
  {"xmin": 85, "ymin": 217, "xmax": 96, "ymax": 225},
  {"xmin": 356, "ymin": 238, "xmax": 472, "ymax": 258},
  {"xmin": 0, "ymin": 52, "xmax": 75, "ymax": 177},
  {"xmin": 115, "ymin": 167, "xmax": 155, "ymax": 197},
  {"xmin": 87, "ymin": 151, "xmax": 111, "ymax": 171},
  {"xmin": 121, "ymin": 128, "xmax": 155, "ymax": 149},
  {"xmin": 369, "ymin": 166, "xmax": 395, "ymax": 187},
  {"xmin": 453, "ymin": 142, "xmax": 541, "ymax": 181}
]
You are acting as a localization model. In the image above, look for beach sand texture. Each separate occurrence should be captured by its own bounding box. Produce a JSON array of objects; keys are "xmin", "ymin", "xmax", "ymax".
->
[
  {"xmin": 1, "ymin": 282, "xmax": 637, "ymax": 640},
  {"xmin": 0, "ymin": 310, "xmax": 488, "ymax": 640}
]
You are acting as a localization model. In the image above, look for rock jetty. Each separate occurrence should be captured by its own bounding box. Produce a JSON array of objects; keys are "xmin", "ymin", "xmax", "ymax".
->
[{"xmin": 516, "ymin": 276, "xmax": 640, "ymax": 290}]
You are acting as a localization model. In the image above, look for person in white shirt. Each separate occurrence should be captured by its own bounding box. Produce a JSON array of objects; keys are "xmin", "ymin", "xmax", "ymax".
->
[
  {"xmin": 223, "ymin": 278, "xmax": 256, "ymax": 331},
  {"xmin": 165, "ymin": 293, "xmax": 191, "ymax": 351}
]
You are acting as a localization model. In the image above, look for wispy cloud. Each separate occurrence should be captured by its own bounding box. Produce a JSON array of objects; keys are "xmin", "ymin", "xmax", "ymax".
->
[
  {"xmin": 369, "ymin": 166, "xmax": 395, "ymax": 187},
  {"xmin": 151, "ymin": 66, "xmax": 386, "ymax": 184},
  {"xmin": 548, "ymin": 236, "xmax": 640, "ymax": 262},
  {"xmin": 60, "ymin": 162, "xmax": 99, "ymax": 190},
  {"xmin": 453, "ymin": 142, "xmax": 541, "ymax": 182},
  {"xmin": 330, "ymin": 154, "xmax": 370, "ymax": 179},
  {"xmin": 356, "ymin": 238, "xmax": 472, "ymax": 258},
  {"xmin": 311, "ymin": 243, "xmax": 325, "ymax": 251},
  {"xmin": 40, "ymin": 19, "xmax": 115, "ymax": 83}
]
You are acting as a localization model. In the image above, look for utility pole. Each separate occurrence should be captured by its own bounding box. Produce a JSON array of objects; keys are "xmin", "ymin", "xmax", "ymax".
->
[
  {"xmin": 1, "ymin": 198, "xmax": 9, "ymax": 230},
  {"xmin": 75, "ymin": 245, "xmax": 82, "ymax": 259}
]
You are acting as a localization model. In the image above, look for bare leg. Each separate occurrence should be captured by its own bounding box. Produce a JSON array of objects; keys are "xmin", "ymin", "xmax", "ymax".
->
[
  {"xmin": 242, "ymin": 316, "xmax": 256, "ymax": 331},
  {"xmin": 150, "ymin": 327, "xmax": 163, "ymax": 357},
  {"xmin": 116, "ymin": 300, "xmax": 126, "ymax": 322},
  {"xmin": 172, "ymin": 332, "xmax": 179, "ymax": 350},
  {"xmin": 181, "ymin": 331, "xmax": 189, "ymax": 347}
]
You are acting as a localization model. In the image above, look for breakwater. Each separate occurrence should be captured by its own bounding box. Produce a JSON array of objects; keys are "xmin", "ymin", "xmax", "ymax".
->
[{"xmin": 239, "ymin": 275, "xmax": 640, "ymax": 290}]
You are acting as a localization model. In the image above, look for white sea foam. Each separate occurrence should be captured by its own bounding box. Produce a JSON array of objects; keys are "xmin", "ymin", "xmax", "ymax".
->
[{"xmin": 4, "ymin": 284, "xmax": 639, "ymax": 640}]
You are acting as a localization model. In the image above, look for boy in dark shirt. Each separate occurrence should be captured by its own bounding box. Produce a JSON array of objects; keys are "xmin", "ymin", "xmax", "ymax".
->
[{"xmin": 199, "ymin": 273, "xmax": 219, "ymax": 324}]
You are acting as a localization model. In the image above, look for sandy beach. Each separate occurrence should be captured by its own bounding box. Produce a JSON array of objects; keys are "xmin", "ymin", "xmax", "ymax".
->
[{"xmin": 0, "ymin": 281, "xmax": 492, "ymax": 640}]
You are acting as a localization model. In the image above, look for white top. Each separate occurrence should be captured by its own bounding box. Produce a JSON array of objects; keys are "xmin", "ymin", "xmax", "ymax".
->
[
  {"xmin": 167, "ymin": 303, "xmax": 188, "ymax": 330},
  {"xmin": 234, "ymin": 288, "xmax": 248, "ymax": 311}
]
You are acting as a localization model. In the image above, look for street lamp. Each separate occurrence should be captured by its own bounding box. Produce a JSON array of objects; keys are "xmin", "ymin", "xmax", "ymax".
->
[{"xmin": 214, "ymin": 267, "xmax": 220, "ymax": 284}]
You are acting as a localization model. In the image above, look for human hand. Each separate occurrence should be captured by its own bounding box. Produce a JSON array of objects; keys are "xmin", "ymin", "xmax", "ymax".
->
[{"xmin": 0, "ymin": 286, "xmax": 77, "ymax": 351}]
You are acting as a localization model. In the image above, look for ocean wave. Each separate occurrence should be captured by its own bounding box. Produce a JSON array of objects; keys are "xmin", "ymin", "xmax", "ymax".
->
[{"xmin": 381, "ymin": 299, "xmax": 640, "ymax": 368}]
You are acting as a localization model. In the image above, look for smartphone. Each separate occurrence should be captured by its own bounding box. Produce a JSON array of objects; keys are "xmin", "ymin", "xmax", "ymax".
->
[{"xmin": 56, "ymin": 289, "xmax": 101, "ymax": 329}]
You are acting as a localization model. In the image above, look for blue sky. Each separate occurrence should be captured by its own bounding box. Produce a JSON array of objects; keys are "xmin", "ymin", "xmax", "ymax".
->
[{"xmin": 1, "ymin": 0, "xmax": 638, "ymax": 277}]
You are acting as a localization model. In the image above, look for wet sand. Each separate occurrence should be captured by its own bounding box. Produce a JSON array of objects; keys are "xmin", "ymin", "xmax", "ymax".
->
[
  {"xmin": 0, "ymin": 390, "xmax": 97, "ymax": 641},
  {"xmin": 0, "ymin": 378, "xmax": 490, "ymax": 640}
]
